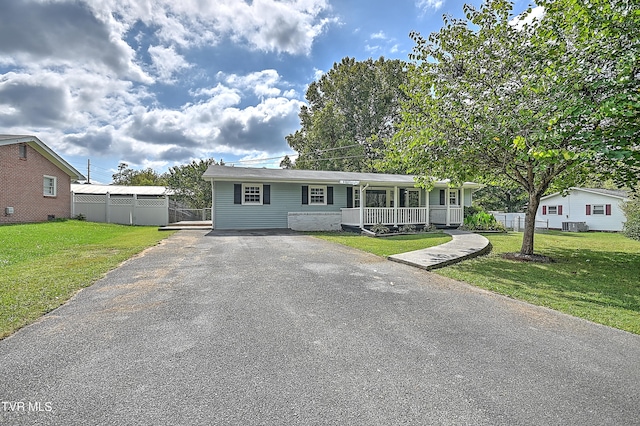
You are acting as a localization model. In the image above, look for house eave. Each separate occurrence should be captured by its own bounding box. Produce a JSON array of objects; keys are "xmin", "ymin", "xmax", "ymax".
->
[
  {"xmin": 540, "ymin": 187, "xmax": 630, "ymax": 202},
  {"xmin": 0, "ymin": 134, "xmax": 85, "ymax": 180},
  {"xmin": 202, "ymin": 165, "xmax": 481, "ymax": 189}
]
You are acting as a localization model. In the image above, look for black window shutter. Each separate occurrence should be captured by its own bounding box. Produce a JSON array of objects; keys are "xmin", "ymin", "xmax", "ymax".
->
[
  {"xmin": 263, "ymin": 185, "xmax": 270, "ymax": 205},
  {"xmin": 400, "ymin": 189, "xmax": 406, "ymax": 207},
  {"xmin": 327, "ymin": 187, "xmax": 333, "ymax": 205},
  {"xmin": 234, "ymin": 184, "xmax": 242, "ymax": 204},
  {"xmin": 439, "ymin": 189, "xmax": 445, "ymax": 205},
  {"xmin": 302, "ymin": 186, "xmax": 308, "ymax": 204},
  {"xmin": 458, "ymin": 190, "xmax": 461, "ymax": 205},
  {"xmin": 346, "ymin": 187, "xmax": 353, "ymax": 208}
]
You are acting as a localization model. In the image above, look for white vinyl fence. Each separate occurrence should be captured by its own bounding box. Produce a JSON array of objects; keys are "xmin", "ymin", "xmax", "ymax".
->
[
  {"xmin": 490, "ymin": 212, "xmax": 549, "ymax": 231},
  {"xmin": 72, "ymin": 193, "xmax": 169, "ymax": 226}
]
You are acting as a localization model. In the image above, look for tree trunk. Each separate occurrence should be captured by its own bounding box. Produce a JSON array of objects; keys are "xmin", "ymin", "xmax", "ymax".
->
[{"xmin": 521, "ymin": 192, "xmax": 542, "ymax": 255}]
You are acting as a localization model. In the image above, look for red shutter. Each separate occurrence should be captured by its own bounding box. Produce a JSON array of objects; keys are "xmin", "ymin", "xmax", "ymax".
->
[
  {"xmin": 606, "ymin": 204, "xmax": 612, "ymax": 215},
  {"xmin": 542, "ymin": 206, "xmax": 547, "ymax": 215},
  {"xmin": 586, "ymin": 205, "xmax": 591, "ymax": 215},
  {"xmin": 558, "ymin": 205, "xmax": 563, "ymax": 215}
]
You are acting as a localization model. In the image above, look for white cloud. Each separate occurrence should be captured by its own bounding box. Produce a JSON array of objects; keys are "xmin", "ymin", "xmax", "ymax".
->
[
  {"xmin": 510, "ymin": 6, "xmax": 545, "ymax": 30},
  {"xmin": 148, "ymin": 45, "xmax": 191, "ymax": 83},
  {"xmin": 416, "ymin": 0, "xmax": 444, "ymax": 11},
  {"xmin": 87, "ymin": 0, "xmax": 336, "ymax": 55},
  {"xmin": 0, "ymin": 1, "xmax": 325, "ymax": 168},
  {"xmin": 223, "ymin": 70, "xmax": 283, "ymax": 98},
  {"xmin": 371, "ymin": 31, "xmax": 387, "ymax": 40}
]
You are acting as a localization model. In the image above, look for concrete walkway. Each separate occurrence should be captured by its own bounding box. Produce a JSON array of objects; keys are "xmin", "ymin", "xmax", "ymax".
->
[{"xmin": 389, "ymin": 229, "xmax": 491, "ymax": 270}]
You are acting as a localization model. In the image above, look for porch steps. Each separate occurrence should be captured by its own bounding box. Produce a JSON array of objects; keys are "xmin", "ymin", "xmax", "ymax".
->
[
  {"xmin": 388, "ymin": 230, "xmax": 491, "ymax": 271},
  {"xmin": 158, "ymin": 221, "xmax": 212, "ymax": 231}
]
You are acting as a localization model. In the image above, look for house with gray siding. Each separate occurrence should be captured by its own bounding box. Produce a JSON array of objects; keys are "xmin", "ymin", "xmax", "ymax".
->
[{"xmin": 202, "ymin": 165, "xmax": 480, "ymax": 231}]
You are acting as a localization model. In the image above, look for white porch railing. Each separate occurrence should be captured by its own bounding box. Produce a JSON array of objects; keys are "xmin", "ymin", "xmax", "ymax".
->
[
  {"xmin": 429, "ymin": 206, "xmax": 463, "ymax": 225},
  {"xmin": 341, "ymin": 207, "xmax": 429, "ymax": 226}
]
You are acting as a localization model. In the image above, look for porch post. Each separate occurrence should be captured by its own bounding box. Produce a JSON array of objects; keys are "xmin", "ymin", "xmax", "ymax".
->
[
  {"xmin": 359, "ymin": 185, "xmax": 364, "ymax": 229},
  {"xmin": 425, "ymin": 188, "xmax": 430, "ymax": 225},
  {"xmin": 446, "ymin": 188, "xmax": 451, "ymax": 227},
  {"xmin": 393, "ymin": 186, "xmax": 398, "ymax": 227}
]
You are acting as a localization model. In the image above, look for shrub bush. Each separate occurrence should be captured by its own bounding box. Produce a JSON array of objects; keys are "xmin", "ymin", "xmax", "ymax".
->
[
  {"xmin": 399, "ymin": 224, "xmax": 416, "ymax": 233},
  {"xmin": 460, "ymin": 211, "xmax": 506, "ymax": 232},
  {"xmin": 622, "ymin": 196, "xmax": 640, "ymax": 241},
  {"xmin": 371, "ymin": 223, "xmax": 390, "ymax": 234}
]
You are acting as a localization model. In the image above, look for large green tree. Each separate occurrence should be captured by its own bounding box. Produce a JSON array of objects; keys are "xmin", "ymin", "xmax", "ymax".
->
[
  {"xmin": 112, "ymin": 163, "xmax": 167, "ymax": 186},
  {"xmin": 385, "ymin": 0, "xmax": 639, "ymax": 257},
  {"xmin": 535, "ymin": 0, "xmax": 639, "ymax": 186},
  {"xmin": 166, "ymin": 159, "xmax": 217, "ymax": 209},
  {"xmin": 286, "ymin": 57, "xmax": 408, "ymax": 171}
]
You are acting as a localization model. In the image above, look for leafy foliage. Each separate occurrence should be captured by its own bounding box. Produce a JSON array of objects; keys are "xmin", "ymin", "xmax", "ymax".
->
[
  {"xmin": 399, "ymin": 224, "xmax": 417, "ymax": 233},
  {"xmin": 286, "ymin": 57, "xmax": 408, "ymax": 171},
  {"xmin": 166, "ymin": 159, "xmax": 217, "ymax": 209},
  {"xmin": 112, "ymin": 163, "xmax": 167, "ymax": 186},
  {"xmin": 384, "ymin": 0, "xmax": 639, "ymax": 256},
  {"xmin": 473, "ymin": 185, "xmax": 528, "ymax": 213},
  {"xmin": 461, "ymin": 211, "xmax": 506, "ymax": 232},
  {"xmin": 535, "ymin": 0, "xmax": 640, "ymax": 187},
  {"xmin": 622, "ymin": 194, "xmax": 640, "ymax": 241},
  {"xmin": 371, "ymin": 223, "xmax": 390, "ymax": 234}
]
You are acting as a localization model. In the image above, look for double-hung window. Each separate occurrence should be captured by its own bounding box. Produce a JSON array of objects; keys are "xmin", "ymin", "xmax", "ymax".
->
[
  {"xmin": 592, "ymin": 204, "xmax": 605, "ymax": 215},
  {"xmin": 449, "ymin": 190, "xmax": 459, "ymax": 206},
  {"xmin": 43, "ymin": 176, "xmax": 57, "ymax": 197},
  {"xmin": 242, "ymin": 184, "xmax": 262, "ymax": 205},
  {"xmin": 309, "ymin": 185, "xmax": 326, "ymax": 205}
]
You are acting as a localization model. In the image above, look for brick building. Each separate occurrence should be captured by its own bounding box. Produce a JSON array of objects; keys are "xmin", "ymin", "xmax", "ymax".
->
[{"xmin": 0, "ymin": 135, "xmax": 85, "ymax": 224}]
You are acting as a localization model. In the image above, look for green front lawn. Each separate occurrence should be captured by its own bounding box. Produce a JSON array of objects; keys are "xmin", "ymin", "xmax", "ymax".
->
[
  {"xmin": 311, "ymin": 231, "xmax": 451, "ymax": 257},
  {"xmin": 0, "ymin": 220, "xmax": 176, "ymax": 339},
  {"xmin": 313, "ymin": 230, "xmax": 640, "ymax": 334},
  {"xmin": 436, "ymin": 232, "xmax": 640, "ymax": 334}
]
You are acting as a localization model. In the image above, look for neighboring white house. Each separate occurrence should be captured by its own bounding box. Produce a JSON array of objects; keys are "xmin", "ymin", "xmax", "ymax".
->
[{"xmin": 536, "ymin": 188, "xmax": 630, "ymax": 232}]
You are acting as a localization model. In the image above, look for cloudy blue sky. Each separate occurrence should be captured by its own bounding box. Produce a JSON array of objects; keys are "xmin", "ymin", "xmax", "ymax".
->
[{"xmin": 0, "ymin": 0, "xmax": 533, "ymax": 183}]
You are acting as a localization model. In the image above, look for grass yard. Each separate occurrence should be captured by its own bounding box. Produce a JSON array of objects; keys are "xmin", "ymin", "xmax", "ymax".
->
[
  {"xmin": 435, "ymin": 231, "xmax": 640, "ymax": 334},
  {"xmin": 314, "ymin": 230, "xmax": 640, "ymax": 334},
  {"xmin": 0, "ymin": 220, "xmax": 175, "ymax": 339},
  {"xmin": 311, "ymin": 231, "xmax": 452, "ymax": 257}
]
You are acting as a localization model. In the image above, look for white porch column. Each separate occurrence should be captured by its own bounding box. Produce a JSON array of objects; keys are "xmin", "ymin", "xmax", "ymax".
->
[
  {"xmin": 425, "ymin": 188, "xmax": 430, "ymax": 225},
  {"xmin": 446, "ymin": 188, "xmax": 451, "ymax": 227},
  {"xmin": 393, "ymin": 186, "xmax": 398, "ymax": 227},
  {"xmin": 359, "ymin": 185, "xmax": 365, "ymax": 228},
  {"xmin": 359, "ymin": 184, "xmax": 369, "ymax": 228}
]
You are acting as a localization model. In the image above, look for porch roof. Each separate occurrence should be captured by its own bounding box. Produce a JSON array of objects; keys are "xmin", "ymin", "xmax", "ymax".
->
[{"xmin": 202, "ymin": 165, "xmax": 481, "ymax": 188}]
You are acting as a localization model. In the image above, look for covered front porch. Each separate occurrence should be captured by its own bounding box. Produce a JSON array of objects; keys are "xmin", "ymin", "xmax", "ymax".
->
[
  {"xmin": 340, "ymin": 185, "xmax": 465, "ymax": 229},
  {"xmin": 341, "ymin": 206, "xmax": 463, "ymax": 228}
]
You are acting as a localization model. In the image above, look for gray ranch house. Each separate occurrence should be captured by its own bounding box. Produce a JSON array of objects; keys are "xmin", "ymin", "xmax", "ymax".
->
[{"xmin": 202, "ymin": 165, "xmax": 480, "ymax": 231}]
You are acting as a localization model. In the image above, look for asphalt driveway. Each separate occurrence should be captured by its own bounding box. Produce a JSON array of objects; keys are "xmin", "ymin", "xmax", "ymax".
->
[{"xmin": 1, "ymin": 230, "xmax": 639, "ymax": 425}]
